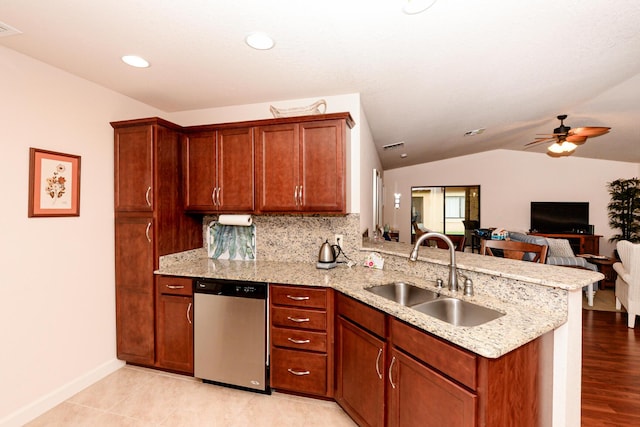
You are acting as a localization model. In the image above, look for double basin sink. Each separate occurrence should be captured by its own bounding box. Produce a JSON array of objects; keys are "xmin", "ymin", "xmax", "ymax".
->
[{"xmin": 366, "ymin": 282, "xmax": 504, "ymax": 327}]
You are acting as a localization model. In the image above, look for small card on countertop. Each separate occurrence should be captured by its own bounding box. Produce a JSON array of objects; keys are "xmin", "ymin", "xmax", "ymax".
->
[{"xmin": 364, "ymin": 252, "xmax": 384, "ymax": 269}]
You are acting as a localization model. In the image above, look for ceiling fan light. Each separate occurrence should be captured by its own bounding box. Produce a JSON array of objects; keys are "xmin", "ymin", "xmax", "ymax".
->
[{"xmin": 548, "ymin": 141, "xmax": 577, "ymax": 154}]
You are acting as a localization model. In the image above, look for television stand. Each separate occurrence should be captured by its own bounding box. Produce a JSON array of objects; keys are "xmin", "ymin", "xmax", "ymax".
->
[{"xmin": 529, "ymin": 233, "xmax": 601, "ymax": 255}]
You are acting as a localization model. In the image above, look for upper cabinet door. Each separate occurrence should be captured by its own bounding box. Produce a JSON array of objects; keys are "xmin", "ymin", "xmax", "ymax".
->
[
  {"xmin": 217, "ymin": 127, "xmax": 255, "ymax": 212},
  {"xmin": 300, "ymin": 120, "xmax": 346, "ymax": 213},
  {"xmin": 183, "ymin": 131, "xmax": 217, "ymax": 211},
  {"xmin": 115, "ymin": 125, "xmax": 154, "ymax": 212},
  {"xmin": 256, "ymin": 123, "xmax": 300, "ymax": 212}
]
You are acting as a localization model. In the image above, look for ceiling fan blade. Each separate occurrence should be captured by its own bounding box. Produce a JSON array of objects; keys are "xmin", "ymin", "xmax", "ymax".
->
[
  {"xmin": 570, "ymin": 127, "xmax": 611, "ymax": 137},
  {"xmin": 566, "ymin": 135, "xmax": 588, "ymax": 144},
  {"xmin": 525, "ymin": 137, "xmax": 554, "ymax": 147}
]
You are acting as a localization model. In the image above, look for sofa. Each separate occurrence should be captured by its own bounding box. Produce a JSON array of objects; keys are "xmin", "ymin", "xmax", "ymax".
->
[
  {"xmin": 508, "ymin": 232, "xmax": 599, "ymax": 305},
  {"xmin": 613, "ymin": 240, "xmax": 640, "ymax": 328}
]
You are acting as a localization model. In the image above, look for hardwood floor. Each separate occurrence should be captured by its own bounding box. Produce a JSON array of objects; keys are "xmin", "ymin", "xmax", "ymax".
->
[{"xmin": 582, "ymin": 309, "xmax": 640, "ymax": 426}]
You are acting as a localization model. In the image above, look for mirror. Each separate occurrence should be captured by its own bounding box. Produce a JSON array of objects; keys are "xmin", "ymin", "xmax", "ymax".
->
[{"xmin": 411, "ymin": 186, "xmax": 480, "ymax": 244}]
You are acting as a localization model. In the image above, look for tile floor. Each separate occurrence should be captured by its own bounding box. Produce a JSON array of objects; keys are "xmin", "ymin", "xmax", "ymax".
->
[{"xmin": 26, "ymin": 366, "xmax": 357, "ymax": 426}]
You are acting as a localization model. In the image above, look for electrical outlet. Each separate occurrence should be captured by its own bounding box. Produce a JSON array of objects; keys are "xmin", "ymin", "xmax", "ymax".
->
[{"xmin": 334, "ymin": 234, "xmax": 344, "ymax": 247}]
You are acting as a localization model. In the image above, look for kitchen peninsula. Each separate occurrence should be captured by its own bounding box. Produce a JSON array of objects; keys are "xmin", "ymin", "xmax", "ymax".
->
[{"xmin": 156, "ymin": 239, "xmax": 602, "ymax": 427}]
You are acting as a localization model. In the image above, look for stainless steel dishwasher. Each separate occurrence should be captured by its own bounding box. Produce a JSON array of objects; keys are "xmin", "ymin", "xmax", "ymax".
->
[{"xmin": 193, "ymin": 279, "xmax": 269, "ymax": 393}]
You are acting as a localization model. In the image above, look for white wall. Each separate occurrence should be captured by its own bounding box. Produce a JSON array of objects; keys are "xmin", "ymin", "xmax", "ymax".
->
[
  {"xmin": 166, "ymin": 93, "xmax": 363, "ymax": 214},
  {"xmin": 356, "ymin": 107, "xmax": 382, "ymax": 235},
  {"xmin": 0, "ymin": 46, "xmax": 164, "ymax": 426},
  {"xmin": 383, "ymin": 149, "xmax": 639, "ymax": 257}
]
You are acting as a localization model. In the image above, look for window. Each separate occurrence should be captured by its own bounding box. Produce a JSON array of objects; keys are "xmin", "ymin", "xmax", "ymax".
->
[
  {"xmin": 410, "ymin": 185, "xmax": 480, "ymax": 242},
  {"xmin": 445, "ymin": 196, "xmax": 465, "ymax": 219}
]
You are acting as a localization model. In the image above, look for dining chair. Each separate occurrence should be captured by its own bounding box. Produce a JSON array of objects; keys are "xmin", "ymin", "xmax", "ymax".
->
[
  {"xmin": 480, "ymin": 239, "xmax": 548, "ymax": 263},
  {"xmin": 424, "ymin": 235, "xmax": 466, "ymax": 252}
]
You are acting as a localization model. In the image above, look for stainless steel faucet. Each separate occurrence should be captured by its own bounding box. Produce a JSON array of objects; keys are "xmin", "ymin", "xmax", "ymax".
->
[{"xmin": 409, "ymin": 232, "xmax": 459, "ymax": 292}]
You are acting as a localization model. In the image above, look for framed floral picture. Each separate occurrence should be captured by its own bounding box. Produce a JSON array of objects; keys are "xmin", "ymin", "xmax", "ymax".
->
[{"xmin": 28, "ymin": 148, "xmax": 81, "ymax": 217}]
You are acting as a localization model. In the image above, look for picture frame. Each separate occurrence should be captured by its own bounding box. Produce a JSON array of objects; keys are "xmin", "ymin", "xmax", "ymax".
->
[{"xmin": 28, "ymin": 148, "xmax": 81, "ymax": 217}]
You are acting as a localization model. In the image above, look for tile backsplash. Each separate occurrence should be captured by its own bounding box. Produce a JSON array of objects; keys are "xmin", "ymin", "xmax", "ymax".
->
[{"xmin": 202, "ymin": 214, "xmax": 362, "ymax": 264}]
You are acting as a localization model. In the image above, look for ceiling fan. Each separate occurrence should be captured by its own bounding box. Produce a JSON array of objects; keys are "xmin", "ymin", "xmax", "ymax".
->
[{"xmin": 525, "ymin": 114, "xmax": 611, "ymax": 157}]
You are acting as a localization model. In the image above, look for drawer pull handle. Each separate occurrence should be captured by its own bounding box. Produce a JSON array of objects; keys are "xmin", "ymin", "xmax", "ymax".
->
[
  {"xmin": 286, "ymin": 295, "xmax": 310, "ymax": 301},
  {"xmin": 287, "ymin": 338, "xmax": 311, "ymax": 344},
  {"xmin": 388, "ymin": 356, "xmax": 397, "ymax": 389},
  {"xmin": 145, "ymin": 186, "xmax": 152, "ymax": 207},
  {"xmin": 375, "ymin": 348, "xmax": 383, "ymax": 379},
  {"xmin": 287, "ymin": 316, "xmax": 310, "ymax": 323},
  {"xmin": 145, "ymin": 222, "xmax": 152, "ymax": 243},
  {"xmin": 287, "ymin": 369, "xmax": 310, "ymax": 376},
  {"xmin": 166, "ymin": 285, "xmax": 184, "ymax": 290}
]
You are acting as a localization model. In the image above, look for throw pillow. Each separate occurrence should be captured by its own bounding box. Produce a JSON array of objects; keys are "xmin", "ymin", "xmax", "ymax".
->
[{"xmin": 546, "ymin": 238, "xmax": 575, "ymax": 257}]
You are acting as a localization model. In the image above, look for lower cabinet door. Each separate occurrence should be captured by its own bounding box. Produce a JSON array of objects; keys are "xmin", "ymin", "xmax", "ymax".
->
[
  {"xmin": 115, "ymin": 287, "xmax": 155, "ymax": 365},
  {"xmin": 270, "ymin": 347, "xmax": 327, "ymax": 396},
  {"xmin": 156, "ymin": 294, "xmax": 193, "ymax": 374},
  {"xmin": 335, "ymin": 317, "xmax": 386, "ymax": 427},
  {"xmin": 387, "ymin": 348, "xmax": 477, "ymax": 427}
]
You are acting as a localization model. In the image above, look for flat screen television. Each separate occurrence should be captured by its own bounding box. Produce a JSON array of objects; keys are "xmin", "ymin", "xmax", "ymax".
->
[{"xmin": 530, "ymin": 202, "xmax": 590, "ymax": 234}]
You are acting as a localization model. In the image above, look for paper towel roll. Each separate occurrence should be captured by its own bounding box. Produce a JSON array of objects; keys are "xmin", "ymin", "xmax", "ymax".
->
[{"xmin": 218, "ymin": 214, "xmax": 253, "ymax": 226}]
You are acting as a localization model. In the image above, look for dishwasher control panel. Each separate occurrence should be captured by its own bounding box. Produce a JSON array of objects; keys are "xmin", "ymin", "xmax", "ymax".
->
[{"xmin": 194, "ymin": 279, "xmax": 267, "ymax": 299}]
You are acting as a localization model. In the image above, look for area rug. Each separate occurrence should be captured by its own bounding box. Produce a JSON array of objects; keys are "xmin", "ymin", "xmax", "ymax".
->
[{"xmin": 582, "ymin": 289, "xmax": 625, "ymax": 312}]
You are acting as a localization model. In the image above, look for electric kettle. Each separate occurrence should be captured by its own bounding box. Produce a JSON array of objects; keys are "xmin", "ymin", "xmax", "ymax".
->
[{"xmin": 317, "ymin": 239, "xmax": 338, "ymax": 269}]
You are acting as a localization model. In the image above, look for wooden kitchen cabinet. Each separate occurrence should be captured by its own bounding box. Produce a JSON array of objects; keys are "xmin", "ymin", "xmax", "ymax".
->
[
  {"xmin": 156, "ymin": 275, "xmax": 194, "ymax": 374},
  {"xmin": 115, "ymin": 215, "xmax": 155, "ymax": 365},
  {"xmin": 111, "ymin": 117, "xmax": 202, "ymax": 367},
  {"xmin": 256, "ymin": 116, "xmax": 352, "ymax": 214},
  {"xmin": 335, "ymin": 293, "xmax": 552, "ymax": 427},
  {"xmin": 269, "ymin": 284, "xmax": 334, "ymax": 398},
  {"xmin": 336, "ymin": 316, "xmax": 386, "ymax": 427},
  {"xmin": 114, "ymin": 124, "xmax": 154, "ymax": 212},
  {"xmin": 387, "ymin": 348, "xmax": 476, "ymax": 427},
  {"xmin": 183, "ymin": 126, "xmax": 254, "ymax": 213}
]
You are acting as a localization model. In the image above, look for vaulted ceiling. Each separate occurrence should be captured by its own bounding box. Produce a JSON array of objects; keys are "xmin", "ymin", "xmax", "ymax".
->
[{"xmin": 1, "ymin": 0, "xmax": 639, "ymax": 169}]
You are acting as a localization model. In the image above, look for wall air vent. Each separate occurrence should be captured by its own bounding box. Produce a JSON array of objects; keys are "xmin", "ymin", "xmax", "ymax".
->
[
  {"xmin": 0, "ymin": 21, "xmax": 22, "ymax": 38},
  {"xmin": 464, "ymin": 128, "xmax": 486, "ymax": 137},
  {"xmin": 382, "ymin": 141, "xmax": 405, "ymax": 151}
]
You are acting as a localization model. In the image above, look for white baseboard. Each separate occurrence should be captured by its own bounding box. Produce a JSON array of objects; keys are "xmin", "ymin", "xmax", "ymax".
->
[{"xmin": 0, "ymin": 358, "xmax": 125, "ymax": 427}]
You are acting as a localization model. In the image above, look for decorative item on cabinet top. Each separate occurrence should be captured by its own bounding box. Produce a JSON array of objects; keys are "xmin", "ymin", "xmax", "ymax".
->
[
  {"xmin": 207, "ymin": 215, "xmax": 256, "ymax": 260},
  {"xmin": 269, "ymin": 99, "xmax": 326, "ymax": 118}
]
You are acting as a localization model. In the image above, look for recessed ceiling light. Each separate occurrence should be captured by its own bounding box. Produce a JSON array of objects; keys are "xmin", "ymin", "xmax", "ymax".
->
[
  {"xmin": 245, "ymin": 32, "xmax": 275, "ymax": 50},
  {"xmin": 403, "ymin": 0, "xmax": 437, "ymax": 15},
  {"xmin": 121, "ymin": 55, "xmax": 150, "ymax": 68},
  {"xmin": 400, "ymin": 153, "xmax": 408, "ymax": 158}
]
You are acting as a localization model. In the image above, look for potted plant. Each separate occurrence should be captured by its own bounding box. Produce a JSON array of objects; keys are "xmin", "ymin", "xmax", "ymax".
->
[{"xmin": 607, "ymin": 177, "xmax": 640, "ymax": 244}]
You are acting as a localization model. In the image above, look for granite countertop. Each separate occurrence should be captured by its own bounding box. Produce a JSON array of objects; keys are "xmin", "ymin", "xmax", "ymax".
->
[{"xmin": 156, "ymin": 246, "xmax": 602, "ymax": 359}]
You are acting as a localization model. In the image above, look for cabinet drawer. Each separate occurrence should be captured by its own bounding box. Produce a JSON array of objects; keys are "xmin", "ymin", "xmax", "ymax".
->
[
  {"xmin": 390, "ymin": 318, "xmax": 477, "ymax": 390},
  {"xmin": 157, "ymin": 276, "xmax": 193, "ymax": 296},
  {"xmin": 336, "ymin": 292, "xmax": 386, "ymax": 338},
  {"xmin": 271, "ymin": 326, "xmax": 327, "ymax": 352},
  {"xmin": 270, "ymin": 284, "xmax": 328, "ymax": 309},
  {"xmin": 271, "ymin": 307, "xmax": 327, "ymax": 331},
  {"xmin": 271, "ymin": 347, "xmax": 327, "ymax": 396}
]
